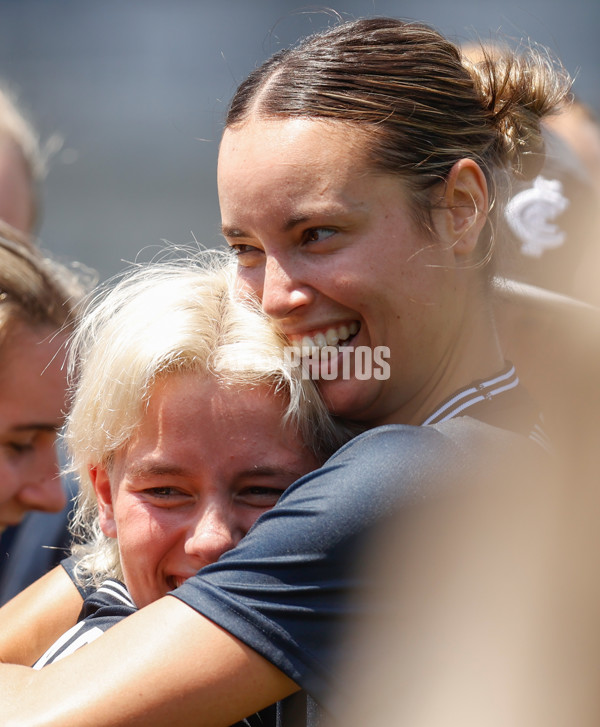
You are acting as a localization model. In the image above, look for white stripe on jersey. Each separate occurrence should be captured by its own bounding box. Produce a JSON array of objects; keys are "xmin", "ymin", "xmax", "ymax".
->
[
  {"xmin": 421, "ymin": 364, "xmax": 550, "ymax": 451},
  {"xmin": 33, "ymin": 621, "xmax": 86, "ymax": 669},
  {"xmin": 32, "ymin": 579, "xmax": 136, "ymax": 669},
  {"xmin": 96, "ymin": 580, "xmax": 135, "ymax": 608},
  {"xmin": 33, "ymin": 626, "xmax": 105, "ymax": 669},
  {"xmin": 422, "ymin": 365, "xmax": 519, "ymax": 425}
]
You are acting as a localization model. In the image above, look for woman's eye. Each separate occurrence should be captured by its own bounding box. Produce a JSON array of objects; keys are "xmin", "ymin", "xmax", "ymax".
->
[
  {"xmin": 239, "ymin": 486, "xmax": 287, "ymax": 507},
  {"xmin": 144, "ymin": 487, "xmax": 180, "ymax": 498},
  {"xmin": 228, "ymin": 243, "xmax": 264, "ymax": 268},
  {"xmin": 7, "ymin": 441, "xmax": 34, "ymax": 455},
  {"xmin": 228, "ymin": 243, "xmax": 261, "ymax": 257},
  {"xmin": 303, "ymin": 227, "xmax": 336, "ymax": 244}
]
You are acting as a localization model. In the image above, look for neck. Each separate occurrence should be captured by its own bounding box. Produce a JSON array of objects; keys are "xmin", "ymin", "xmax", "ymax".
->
[{"xmin": 380, "ymin": 291, "xmax": 504, "ymax": 427}]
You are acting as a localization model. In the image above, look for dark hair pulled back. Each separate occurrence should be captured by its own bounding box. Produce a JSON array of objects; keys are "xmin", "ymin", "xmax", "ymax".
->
[{"xmin": 227, "ymin": 17, "xmax": 571, "ymax": 264}]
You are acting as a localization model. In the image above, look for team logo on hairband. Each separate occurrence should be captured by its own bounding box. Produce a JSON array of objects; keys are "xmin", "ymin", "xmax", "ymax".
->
[{"xmin": 505, "ymin": 175, "xmax": 569, "ymax": 258}]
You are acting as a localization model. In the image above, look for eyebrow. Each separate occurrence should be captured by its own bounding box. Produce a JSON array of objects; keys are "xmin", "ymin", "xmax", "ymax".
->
[
  {"xmin": 221, "ymin": 209, "xmax": 340, "ymax": 240},
  {"xmin": 220, "ymin": 225, "xmax": 246, "ymax": 239},
  {"xmin": 240, "ymin": 465, "xmax": 306, "ymax": 479},
  {"xmin": 282, "ymin": 214, "xmax": 312, "ymax": 232},
  {"xmin": 127, "ymin": 464, "xmax": 306, "ymax": 481},
  {"xmin": 126, "ymin": 463, "xmax": 190, "ymax": 479},
  {"xmin": 12, "ymin": 423, "xmax": 61, "ymax": 433}
]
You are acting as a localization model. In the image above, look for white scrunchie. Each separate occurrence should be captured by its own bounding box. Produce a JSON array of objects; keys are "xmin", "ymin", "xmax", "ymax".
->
[{"xmin": 505, "ymin": 175, "xmax": 570, "ymax": 258}]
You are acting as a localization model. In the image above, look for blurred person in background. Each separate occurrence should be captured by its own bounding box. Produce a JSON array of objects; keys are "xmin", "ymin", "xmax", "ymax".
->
[
  {"xmin": 463, "ymin": 43, "xmax": 600, "ymax": 302},
  {"xmin": 0, "ymin": 235, "xmax": 82, "ymax": 595},
  {"xmin": 545, "ymin": 99, "xmax": 600, "ymax": 306},
  {"xmin": 0, "ymin": 83, "xmax": 84, "ymax": 605},
  {"xmin": 0, "ymin": 84, "xmax": 47, "ymax": 237}
]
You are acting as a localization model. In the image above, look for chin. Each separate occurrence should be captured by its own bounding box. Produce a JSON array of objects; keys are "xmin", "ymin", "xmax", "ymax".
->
[{"xmin": 319, "ymin": 378, "xmax": 381, "ymax": 423}]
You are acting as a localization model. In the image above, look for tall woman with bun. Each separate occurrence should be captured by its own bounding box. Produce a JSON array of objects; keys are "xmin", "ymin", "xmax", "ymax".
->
[{"xmin": 0, "ymin": 18, "xmax": 572, "ymax": 727}]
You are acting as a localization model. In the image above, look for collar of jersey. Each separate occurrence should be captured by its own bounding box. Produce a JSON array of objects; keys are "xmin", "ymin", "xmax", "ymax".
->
[{"xmin": 421, "ymin": 362, "xmax": 519, "ymax": 426}]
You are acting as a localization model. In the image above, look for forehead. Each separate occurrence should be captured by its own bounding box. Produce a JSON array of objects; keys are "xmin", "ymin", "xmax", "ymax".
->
[
  {"xmin": 0, "ymin": 325, "xmax": 68, "ymax": 429},
  {"xmin": 218, "ymin": 117, "xmax": 370, "ymax": 207},
  {"xmin": 118, "ymin": 373, "xmax": 310, "ymax": 473},
  {"xmin": 220, "ymin": 116, "xmax": 366, "ymax": 163}
]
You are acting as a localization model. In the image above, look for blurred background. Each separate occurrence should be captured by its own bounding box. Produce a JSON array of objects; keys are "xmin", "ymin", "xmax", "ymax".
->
[{"xmin": 0, "ymin": 0, "xmax": 598, "ymax": 281}]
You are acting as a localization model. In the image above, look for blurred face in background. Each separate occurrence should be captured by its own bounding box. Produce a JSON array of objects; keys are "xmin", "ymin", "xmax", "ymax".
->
[{"xmin": 0, "ymin": 323, "xmax": 69, "ymax": 533}]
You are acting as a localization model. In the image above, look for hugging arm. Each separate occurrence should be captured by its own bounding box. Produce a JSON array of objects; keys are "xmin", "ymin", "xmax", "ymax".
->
[
  {"xmin": 0, "ymin": 565, "xmax": 83, "ymax": 665},
  {"xmin": 0, "ymin": 596, "xmax": 298, "ymax": 727},
  {"xmin": 0, "ymin": 425, "xmax": 486, "ymax": 725}
]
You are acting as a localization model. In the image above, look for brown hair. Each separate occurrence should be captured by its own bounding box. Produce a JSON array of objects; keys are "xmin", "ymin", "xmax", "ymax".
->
[
  {"xmin": 0, "ymin": 228, "xmax": 84, "ymax": 350},
  {"xmin": 226, "ymin": 17, "xmax": 571, "ymax": 267}
]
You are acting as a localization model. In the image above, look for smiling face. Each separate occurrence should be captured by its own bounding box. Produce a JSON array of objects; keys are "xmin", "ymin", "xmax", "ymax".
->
[
  {"xmin": 0, "ymin": 324, "xmax": 69, "ymax": 532},
  {"xmin": 92, "ymin": 372, "xmax": 320, "ymax": 608},
  {"xmin": 219, "ymin": 117, "xmax": 480, "ymax": 426}
]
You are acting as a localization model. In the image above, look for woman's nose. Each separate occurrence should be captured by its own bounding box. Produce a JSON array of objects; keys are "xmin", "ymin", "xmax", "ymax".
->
[
  {"xmin": 18, "ymin": 452, "xmax": 67, "ymax": 514},
  {"xmin": 184, "ymin": 505, "xmax": 241, "ymax": 567},
  {"xmin": 260, "ymin": 255, "xmax": 314, "ymax": 320}
]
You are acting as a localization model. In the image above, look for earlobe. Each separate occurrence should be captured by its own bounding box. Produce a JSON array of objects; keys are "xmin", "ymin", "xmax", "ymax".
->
[
  {"xmin": 439, "ymin": 158, "xmax": 489, "ymax": 258},
  {"xmin": 89, "ymin": 465, "xmax": 118, "ymax": 538}
]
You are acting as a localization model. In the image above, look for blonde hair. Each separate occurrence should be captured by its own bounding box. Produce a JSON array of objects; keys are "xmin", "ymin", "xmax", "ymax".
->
[{"xmin": 66, "ymin": 252, "xmax": 351, "ymax": 586}]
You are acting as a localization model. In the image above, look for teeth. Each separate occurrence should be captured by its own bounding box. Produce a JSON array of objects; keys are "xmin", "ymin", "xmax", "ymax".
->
[
  {"xmin": 291, "ymin": 322, "xmax": 360, "ymax": 352},
  {"xmin": 325, "ymin": 328, "xmax": 339, "ymax": 346},
  {"xmin": 313, "ymin": 332, "xmax": 327, "ymax": 347}
]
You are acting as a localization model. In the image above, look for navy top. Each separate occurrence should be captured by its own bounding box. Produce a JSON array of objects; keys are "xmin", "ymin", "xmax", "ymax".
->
[
  {"xmin": 171, "ymin": 374, "xmax": 547, "ymax": 725},
  {"xmin": 60, "ymin": 364, "xmax": 547, "ymax": 727}
]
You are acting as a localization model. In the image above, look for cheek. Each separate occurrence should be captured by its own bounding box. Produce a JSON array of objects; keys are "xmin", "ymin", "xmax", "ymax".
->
[
  {"xmin": 115, "ymin": 506, "xmax": 182, "ymax": 567},
  {"xmin": 236, "ymin": 266, "xmax": 264, "ymax": 298},
  {"xmin": 0, "ymin": 457, "xmax": 18, "ymax": 503},
  {"xmin": 239, "ymin": 509, "xmax": 268, "ymax": 534}
]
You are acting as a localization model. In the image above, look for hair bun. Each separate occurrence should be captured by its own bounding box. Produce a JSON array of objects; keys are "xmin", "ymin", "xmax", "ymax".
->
[{"xmin": 463, "ymin": 43, "xmax": 572, "ymax": 180}]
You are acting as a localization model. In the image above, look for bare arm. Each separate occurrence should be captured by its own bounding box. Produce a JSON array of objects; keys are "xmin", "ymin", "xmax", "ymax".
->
[
  {"xmin": 0, "ymin": 565, "xmax": 83, "ymax": 665},
  {"xmin": 1, "ymin": 596, "xmax": 298, "ymax": 727}
]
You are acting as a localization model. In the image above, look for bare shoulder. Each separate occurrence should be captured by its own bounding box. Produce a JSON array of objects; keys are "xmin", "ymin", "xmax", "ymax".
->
[
  {"xmin": 0, "ymin": 565, "xmax": 83, "ymax": 665},
  {"xmin": 493, "ymin": 277, "xmax": 600, "ymax": 443}
]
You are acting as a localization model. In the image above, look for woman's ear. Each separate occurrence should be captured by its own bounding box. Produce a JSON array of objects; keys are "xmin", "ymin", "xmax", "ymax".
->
[
  {"xmin": 437, "ymin": 158, "xmax": 489, "ymax": 258},
  {"xmin": 88, "ymin": 465, "xmax": 117, "ymax": 538}
]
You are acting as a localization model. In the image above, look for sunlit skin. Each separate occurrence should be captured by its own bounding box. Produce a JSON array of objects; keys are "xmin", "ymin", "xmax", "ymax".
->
[
  {"xmin": 0, "ymin": 324, "xmax": 69, "ymax": 532},
  {"xmin": 91, "ymin": 373, "xmax": 321, "ymax": 608},
  {"xmin": 218, "ymin": 117, "xmax": 503, "ymax": 426}
]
